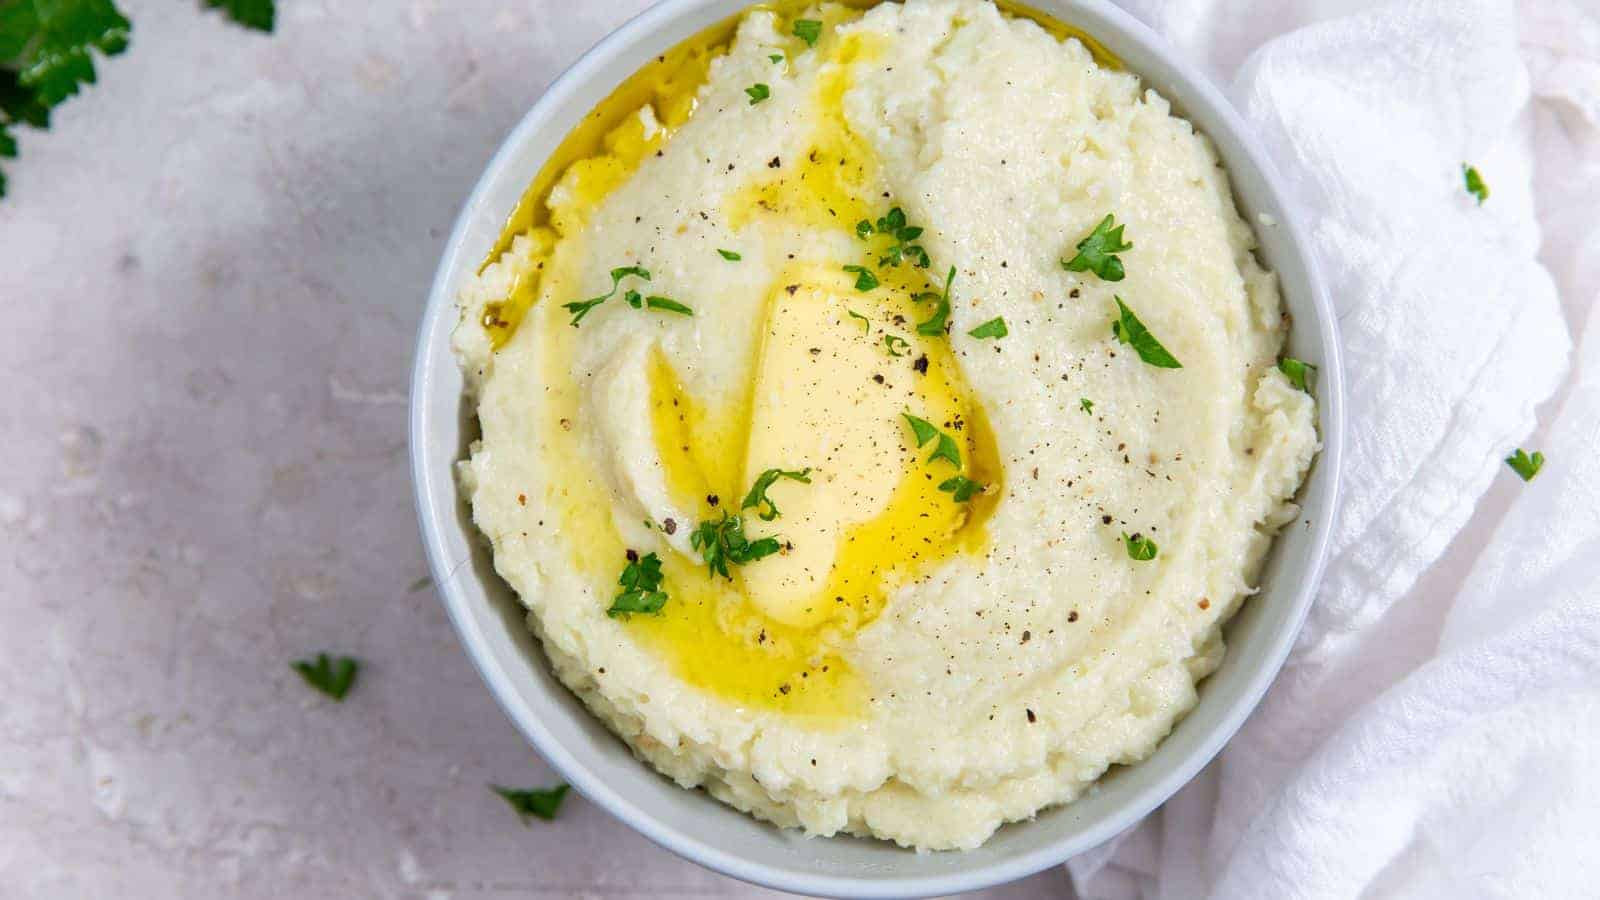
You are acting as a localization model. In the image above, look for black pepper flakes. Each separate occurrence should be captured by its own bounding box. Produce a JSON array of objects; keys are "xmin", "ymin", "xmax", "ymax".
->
[{"xmin": 1025, "ymin": 708, "xmax": 1036, "ymax": 723}]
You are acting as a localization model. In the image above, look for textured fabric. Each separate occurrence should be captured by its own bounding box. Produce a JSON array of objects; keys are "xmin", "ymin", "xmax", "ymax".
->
[{"xmin": 1068, "ymin": 0, "xmax": 1600, "ymax": 896}]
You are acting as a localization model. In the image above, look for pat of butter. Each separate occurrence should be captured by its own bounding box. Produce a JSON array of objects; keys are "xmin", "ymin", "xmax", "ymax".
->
[{"xmin": 740, "ymin": 281, "xmax": 911, "ymax": 627}]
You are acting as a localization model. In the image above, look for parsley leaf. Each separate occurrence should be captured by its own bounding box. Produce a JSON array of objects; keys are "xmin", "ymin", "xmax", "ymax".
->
[
  {"xmin": 884, "ymin": 334, "xmax": 910, "ymax": 357},
  {"xmin": 1505, "ymin": 449, "xmax": 1544, "ymax": 482},
  {"xmin": 859, "ymin": 206, "xmax": 930, "ymax": 269},
  {"xmin": 915, "ymin": 266, "xmax": 956, "ymax": 336},
  {"xmin": 1123, "ymin": 532, "xmax": 1158, "ymax": 561},
  {"xmin": 1463, "ymin": 164, "xmax": 1488, "ymax": 205},
  {"xmin": 608, "ymin": 551, "xmax": 668, "ymax": 617},
  {"xmin": 746, "ymin": 83, "xmax": 770, "ymax": 105},
  {"xmin": 742, "ymin": 467, "xmax": 811, "ymax": 521},
  {"xmin": 968, "ymin": 317, "xmax": 1007, "ymax": 340},
  {"xmin": 938, "ymin": 475, "xmax": 983, "ymax": 502},
  {"xmin": 769, "ymin": 53, "xmax": 783, "ymax": 63},
  {"xmin": 0, "ymin": 0, "xmax": 132, "ymax": 196},
  {"xmin": 491, "ymin": 784, "xmax": 570, "ymax": 823},
  {"xmin": 645, "ymin": 295, "xmax": 693, "ymax": 315},
  {"xmin": 717, "ymin": 248, "xmax": 741, "ymax": 261},
  {"xmin": 844, "ymin": 264, "xmax": 879, "ymax": 292},
  {"xmin": 563, "ymin": 265, "xmax": 651, "ymax": 326},
  {"xmin": 204, "ymin": 0, "xmax": 274, "ymax": 32},
  {"xmin": 291, "ymin": 653, "xmax": 360, "ymax": 701},
  {"xmin": 1279, "ymin": 357, "xmax": 1316, "ymax": 392},
  {"xmin": 1111, "ymin": 297, "xmax": 1182, "ymax": 368},
  {"xmin": 901, "ymin": 412, "xmax": 962, "ymax": 468},
  {"xmin": 793, "ymin": 19, "xmax": 822, "ymax": 47},
  {"xmin": 847, "ymin": 309, "xmax": 870, "ymax": 334},
  {"xmin": 1080, "ymin": 398, "xmax": 1094, "ymax": 413},
  {"xmin": 1062, "ymin": 214, "xmax": 1132, "ymax": 282},
  {"xmin": 690, "ymin": 512, "xmax": 781, "ymax": 579}
]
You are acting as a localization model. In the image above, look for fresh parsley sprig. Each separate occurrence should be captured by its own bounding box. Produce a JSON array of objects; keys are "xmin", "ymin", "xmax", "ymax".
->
[
  {"xmin": 1062, "ymin": 214, "xmax": 1132, "ymax": 282},
  {"xmin": 690, "ymin": 512, "xmax": 782, "ymax": 579},
  {"xmin": 742, "ymin": 467, "xmax": 811, "ymax": 521},
  {"xmin": 291, "ymin": 653, "xmax": 360, "ymax": 701},
  {"xmin": 564, "ymin": 266, "xmax": 650, "ymax": 325},
  {"xmin": 938, "ymin": 475, "xmax": 983, "ymax": 502},
  {"xmin": 903, "ymin": 413, "xmax": 984, "ymax": 502},
  {"xmin": 608, "ymin": 551, "xmax": 667, "ymax": 617},
  {"xmin": 1112, "ymin": 297, "xmax": 1182, "ymax": 368},
  {"xmin": 491, "ymin": 784, "xmax": 570, "ymax": 823},
  {"xmin": 1, "ymin": 0, "xmax": 272, "ymax": 198},
  {"xmin": 1505, "ymin": 449, "xmax": 1544, "ymax": 482}
]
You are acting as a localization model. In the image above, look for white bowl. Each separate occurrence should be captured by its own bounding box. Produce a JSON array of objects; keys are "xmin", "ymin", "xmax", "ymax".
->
[{"xmin": 410, "ymin": 1, "xmax": 1344, "ymax": 895}]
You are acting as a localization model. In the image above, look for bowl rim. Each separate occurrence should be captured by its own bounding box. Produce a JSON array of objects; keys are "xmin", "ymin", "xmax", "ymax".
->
[{"xmin": 410, "ymin": 0, "xmax": 1345, "ymax": 896}]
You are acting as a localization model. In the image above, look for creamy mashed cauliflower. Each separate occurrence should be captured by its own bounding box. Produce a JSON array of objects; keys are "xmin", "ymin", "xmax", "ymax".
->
[{"xmin": 455, "ymin": 0, "xmax": 1317, "ymax": 851}]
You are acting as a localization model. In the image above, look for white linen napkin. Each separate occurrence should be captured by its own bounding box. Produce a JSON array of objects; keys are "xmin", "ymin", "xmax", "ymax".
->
[{"xmin": 1068, "ymin": 0, "xmax": 1600, "ymax": 896}]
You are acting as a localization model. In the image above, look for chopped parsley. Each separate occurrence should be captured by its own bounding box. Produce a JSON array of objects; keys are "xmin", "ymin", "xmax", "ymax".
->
[
  {"xmin": 1062, "ymin": 214, "xmax": 1133, "ymax": 282},
  {"xmin": 1123, "ymin": 532, "xmax": 1158, "ymax": 561},
  {"xmin": 608, "ymin": 551, "xmax": 668, "ymax": 617},
  {"xmin": 691, "ymin": 512, "xmax": 781, "ymax": 579},
  {"xmin": 563, "ymin": 266, "xmax": 651, "ymax": 326},
  {"xmin": 1111, "ymin": 297, "xmax": 1182, "ymax": 369},
  {"xmin": 621, "ymin": 289, "xmax": 693, "ymax": 316},
  {"xmin": 857, "ymin": 206, "xmax": 930, "ymax": 269},
  {"xmin": 1505, "ymin": 449, "xmax": 1544, "ymax": 482},
  {"xmin": 902, "ymin": 412, "xmax": 962, "ymax": 468},
  {"xmin": 717, "ymin": 248, "xmax": 742, "ymax": 261},
  {"xmin": 915, "ymin": 266, "xmax": 956, "ymax": 336},
  {"xmin": 1279, "ymin": 357, "xmax": 1316, "ymax": 392},
  {"xmin": 1080, "ymin": 398, "xmax": 1094, "ymax": 413},
  {"xmin": 844, "ymin": 264, "xmax": 879, "ymax": 292},
  {"xmin": 291, "ymin": 653, "xmax": 359, "ymax": 701},
  {"xmin": 491, "ymin": 784, "xmax": 569, "ymax": 823},
  {"xmin": 769, "ymin": 53, "xmax": 783, "ymax": 63},
  {"xmin": 745, "ymin": 83, "xmax": 770, "ymax": 105},
  {"xmin": 884, "ymin": 334, "xmax": 911, "ymax": 357},
  {"xmin": 938, "ymin": 475, "xmax": 983, "ymax": 502},
  {"xmin": 742, "ymin": 467, "xmax": 812, "ymax": 521},
  {"xmin": 793, "ymin": 18, "xmax": 822, "ymax": 47},
  {"xmin": 968, "ymin": 317, "xmax": 1007, "ymax": 340},
  {"xmin": 848, "ymin": 309, "xmax": 871, "ymax": 334},
  {"xmin": 1463, "ymin": 164, "xmax": 1488, "ymax": 205}
]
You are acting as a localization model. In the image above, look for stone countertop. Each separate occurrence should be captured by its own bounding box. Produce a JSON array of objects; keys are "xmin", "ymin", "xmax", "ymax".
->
[{"xmin": 0, "ymin": 1, "xmax": 1070, "ymax": 897}]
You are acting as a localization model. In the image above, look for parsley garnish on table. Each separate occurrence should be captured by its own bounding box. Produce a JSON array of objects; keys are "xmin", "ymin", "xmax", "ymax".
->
[
  {"xmin": 491, "ymin": 784, "xmax": 570, "ymax": 823},
  {"xmin": 1, "ymin": 0, "xmax": 272, "ymax": 198},
  {"xmin": 1062, "ymin": 214, "xmax": 1133, "ymax": 282},
  {"xmin": 1462, "ymin": 164, "xmax": 1489, "ymax": 205},
  {"xmin": 1112, "ymin": 297, "xmax": 1182, "ymax": 369},
  {"xmin": 742, "ymin": 467, "xmax": 811, "ymax": 521},
  {"xmin": 1505, "ymin": 449, "xmax": 1544, "ymax": 482},
  {"xmin": 291, "ymin": 653, "xmax": 360, "ymax": 701},
  {"xmin": 608, "ymin": 551, "xmax": 667, "ymax": 617}
]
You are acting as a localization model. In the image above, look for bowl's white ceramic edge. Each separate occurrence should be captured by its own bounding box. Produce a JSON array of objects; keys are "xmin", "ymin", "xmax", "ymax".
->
[{"xmin": 409, "ymin": 0, "xmax": 1345, "ymax": 895}]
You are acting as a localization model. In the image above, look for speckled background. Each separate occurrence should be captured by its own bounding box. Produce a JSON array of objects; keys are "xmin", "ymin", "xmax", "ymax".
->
[{"xmin": 0, "ymin": 1, "xmax": 1074, "ymax": 896}]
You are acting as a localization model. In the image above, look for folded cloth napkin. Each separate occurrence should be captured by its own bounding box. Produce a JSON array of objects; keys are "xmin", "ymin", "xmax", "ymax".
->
[{"xmin": 1068, "ymin": 0, "xmax": 1600, "ymax": 896}]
